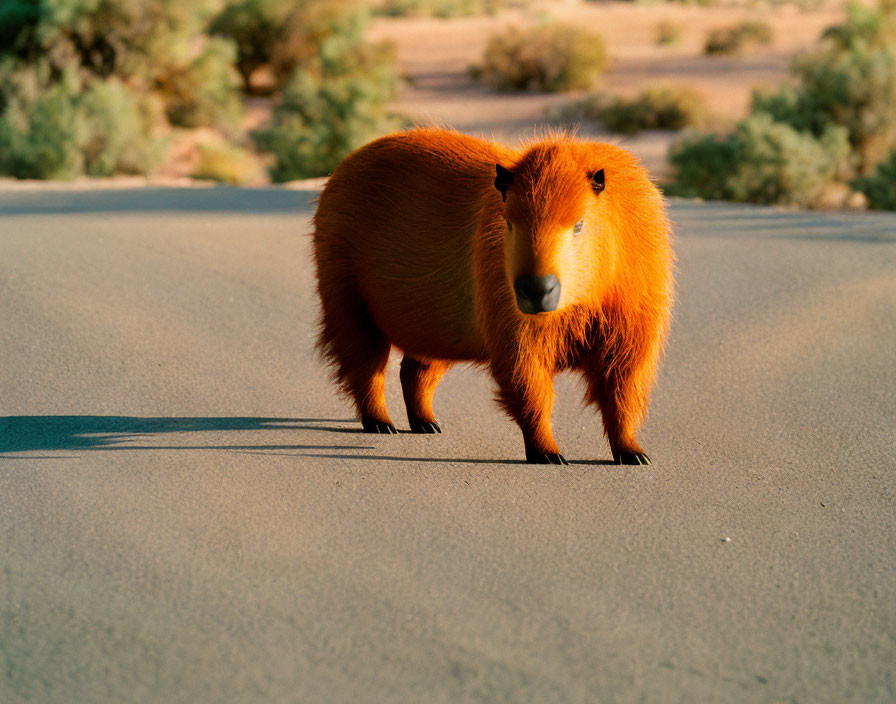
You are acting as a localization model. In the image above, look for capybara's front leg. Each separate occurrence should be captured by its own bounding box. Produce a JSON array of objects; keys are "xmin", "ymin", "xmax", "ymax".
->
[
  {"xmin": 494, "ymin": 362, "xmax": 568, "ymax": 465},
  {"xmin": 400, "ymin": 356, "xmax": 452, "ymax": 434},
  {"xmin": 585, "ymin": 362, "xmax": 652, "ymax": 465}
]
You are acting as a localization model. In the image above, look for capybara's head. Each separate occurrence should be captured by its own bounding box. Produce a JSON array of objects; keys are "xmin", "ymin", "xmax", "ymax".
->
[{"xmin": 495, "ymin": 140, "xmax": 649, "ymax": 316}]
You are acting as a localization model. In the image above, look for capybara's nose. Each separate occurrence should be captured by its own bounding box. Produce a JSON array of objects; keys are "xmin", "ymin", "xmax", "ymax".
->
[{"xmin": 514, "ymin": 274, "xmax": 561, "ymax": 314}]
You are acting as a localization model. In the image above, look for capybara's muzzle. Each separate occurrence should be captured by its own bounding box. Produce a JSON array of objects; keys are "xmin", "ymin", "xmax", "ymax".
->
[{"xmin": 514, "ymin": 274, "xmax": 561, "ymax": 314}]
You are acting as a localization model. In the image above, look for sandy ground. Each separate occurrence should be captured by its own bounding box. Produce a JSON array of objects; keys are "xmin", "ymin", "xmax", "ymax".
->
[
  {"xmin": 1, "ymin": 186, "xmax": 894, "ymax": 702},
  {"xmin": 368, "ymin": 0, "xmax": 847, "ymax": 176},
  {"xmin": 143, "ymin": 0, "xmax": 847, "ymax": 183}
]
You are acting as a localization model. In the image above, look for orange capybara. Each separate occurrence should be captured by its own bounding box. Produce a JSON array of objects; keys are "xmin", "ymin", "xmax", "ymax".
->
[{"xmin": 312, "ymin": 128, "xmax": 673, "ymax": 465}]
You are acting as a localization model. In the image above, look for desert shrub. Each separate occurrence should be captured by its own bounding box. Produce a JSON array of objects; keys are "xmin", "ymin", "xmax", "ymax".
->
[
  {"xmin": 78, "ymin": 79, "xmax": 164, "ymax": 176},
  {"xmin": 666, "ymin": 131, "xmax": 739, "ymax": 202},
  {"xmin": 210, "ymin": 0, "xmax": 322, "ymax": 92},
  {"xmin": 668, "ymin": 114, "xmax": 850, "ymax": 207},
  {"xmin": 476, "ymin": 23, "xmax": 609, "ymax": 92},
  {"xmin": 377, "ymin": 0, "xmax": 505, "ymax": 17},
  {"xmin": 655, "ymin": 20, "xmax": 682, "ymax": 46},
  {"xmin": 161, "ymin": 38, "xmax": 244, "ymax": 129},
  {"xmin": 852, "ymin": 150, "xmax": 896, "ymax": 209},
  {"xmin": 0, "ymin": 0, "xmax": 404, "ymax": 180},
  {"xmin": 670, "ymin": 1, "xmax": 896, "ymax": 207},
  {"xmin": 738, "ymin": 20, "xmax": 774, "ymax": 45},
  {"xmin": 0, "ymin": 0, "xmax": 220, "ymax": 84},
  {"xmin": 192, "ymin": 142, "xmax": 260, "ymax": 184},
  {"xmin": 253, "ymin": 5, "xmax": 401, "ymax": 181},
  {"xmin": 753, "ymin": 3, "xmax": 896, "ymax": 174},
  {"xmin": 0, "ymin": 68, "xmax": 164, "ymax": 179},
  {"xmin": 704, "ymin": 27, "xmax": 743, "ymax": 56},
  {"xmin": 0, "ymin": 0, "xmax": 231, "ymax": 178},
  {"xmin": 0, "ymin": 76, "xmax": 83, "ymax": 179},
  {"xmin": 209, "ymin": 0, "xmax": 290, "ymax": 91},
  {"xmin": 821, "ymin": 0, "xmax": 896, "ymax": 50},
  {"xmin": 705, "ymin": 20, "xmax": 773, "ymax": 56},
  {"xmin": 563, "ymin": 85, "xmax": 707, "ymax": 135},
  {"xmin": 213, "ymin": 0, "xmax": 399, "ymax": 92}
]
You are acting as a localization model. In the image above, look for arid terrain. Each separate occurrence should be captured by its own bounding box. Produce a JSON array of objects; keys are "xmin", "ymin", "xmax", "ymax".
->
[
  {"xmin": 374, "ymin": 0, "xmax": 848, "ymax": 176},
  {"xmin": 150, "ymin": 0, "xmax": 852, "ymax": 184}
]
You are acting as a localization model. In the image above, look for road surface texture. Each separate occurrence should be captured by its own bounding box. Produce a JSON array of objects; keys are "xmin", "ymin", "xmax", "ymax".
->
[{"xmin": 1, "ymin": 186, "xmax": 894, "ymax": 703}]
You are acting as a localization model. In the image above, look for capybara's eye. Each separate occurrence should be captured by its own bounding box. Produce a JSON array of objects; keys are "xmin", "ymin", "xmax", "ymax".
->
[
  {"xmin": 506, "ymin": 219, "xmax": 512, "ymax": 232},
  {"xmin": 573, "ymin": 219, "xmax": 585, "ymax": 235}
]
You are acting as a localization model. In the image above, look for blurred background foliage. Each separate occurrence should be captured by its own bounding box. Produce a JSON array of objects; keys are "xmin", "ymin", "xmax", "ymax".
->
[
  {"xmin": 667, "ymin": 0, "xmax": 896, "ymax": 208},
  {"xmin": 472, "ymin": 22, "xmax": 608, "ymax": 92},
  {"xmin": 0, "ymin": 0, "xmax": 894, "ymax": 210},
  {"xmin": 0, "ymin": 0, "xmax": 398, "ymax": 181},
  {"xmin": 375, "ymin": 0, "xmax": 506, "ymax": 18}
]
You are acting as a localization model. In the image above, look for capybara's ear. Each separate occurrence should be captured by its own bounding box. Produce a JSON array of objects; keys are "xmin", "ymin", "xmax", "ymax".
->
[
  {"xmin": 590, "ymin": 169, "xmax": 605, "ymax": 195},
  {"xmin": 495, "ymin": 164, "xmax": 514, "ymax": 201}
]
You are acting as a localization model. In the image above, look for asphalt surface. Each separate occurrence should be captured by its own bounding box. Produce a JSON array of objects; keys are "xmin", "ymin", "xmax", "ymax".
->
[{"xmin": 1, "ymin": 186, "xmax": 894, "ymax": 703}]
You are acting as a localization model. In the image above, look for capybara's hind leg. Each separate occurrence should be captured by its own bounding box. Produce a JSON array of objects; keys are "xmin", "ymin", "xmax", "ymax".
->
[
  {"xmin": 585, "ymin": 368, "xmax": 651, "ymax": 465},
  {"xmin": 353, "ymin": 343, "xmax": 396, "ymax": 435},
  {"xmin": 400, "ymin": 356, "xmax": 452, "ymax": 434},
  {"xmin": 493, "ymin": 363, "xmax": 568, "ymax": 465},
  {"xmin": 317, "ymin": 290, "xmax": 396, "ymax": 435}
]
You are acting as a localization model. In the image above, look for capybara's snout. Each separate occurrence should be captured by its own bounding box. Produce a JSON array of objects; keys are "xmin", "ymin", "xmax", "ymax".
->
[{"xmin": 514, "ymin": 274, "xmax": 561, "ymax": 314}]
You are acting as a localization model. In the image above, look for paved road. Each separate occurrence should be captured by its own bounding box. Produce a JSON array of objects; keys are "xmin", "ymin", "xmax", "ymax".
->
[{"xmin": 1, "ymin": 186, "xmax": 894, "ymax": 703}]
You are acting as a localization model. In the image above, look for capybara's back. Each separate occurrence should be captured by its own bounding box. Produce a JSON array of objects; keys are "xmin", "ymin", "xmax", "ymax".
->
[{"xmin": 313, "ymin": 128, "xmax": 673, "ymax": 464}]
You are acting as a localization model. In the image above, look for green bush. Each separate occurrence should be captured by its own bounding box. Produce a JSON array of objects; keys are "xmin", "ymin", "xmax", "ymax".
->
[
  {"xmin": 0, "ymin": 76, "xmax": 83, "ymax": 179},
  {"xmin": 752, "ymin": 4, "xmax": 896, "ymax": 174},
  {"xmin": 820, "ymin": 0, "xmax": 896, "ymax": 50},
  {"xmin": 852, "ymin": 150, "xmax": 896, "ymax": 209},
  {"xmin": 561, "ymin": 85, "xmax": 707, "ymax": 135},
  {"xmin": 161, "ymin": 38, "xmax": 244, "ymax": 129},
  {"xmin": 671, "ymin": 2, "xmax": 896, "ymax": 208},
  {"xmin": 0, "ymin": 68, "xmax": 164, "ymax": 179},
  {"xmin": 0, "ymin": 0, "xmax": 229, "ymax": 178},
  {"xmin": 705, "ymin": 20, "xmax": 773, "ymax": 56},
  {"xmin": 666, "ymin": 131, "xmax": 739, "ymax": 202},
  {"xmin": 0, "ymin": 0, "xmax": 404, "ymax": 180},
  {"xmin": 209, "ymin": 0, "xmax": 291, "ymax": 92},
  {"xmin": 0, "ymin": 0, "xmax": 219, "ymax": 85},
  {"xmin": 209, "ymin": 0, "xmax": 326, "ymax": 92},
  {"xmin": 668, "ymin": 114, "xmax": 851, "ymax": 207},
  {"xmin": 655, "ymin": 20, "xmax": 683, "ymax": 46},
  {"xmin": 78, "ymin": 79, "xmax": 164, "ymax": 176},
  {"xmin": 212, "ymin": 0, "xmax": 400, "ymax": 92},
  {"xmin": 476, "ymin": 23, "xmax": 609, "ymax": 92},
  {"xmin": 376, "ymin": 0, "xmax": 505, "ymax": 17},
  {"xmin": 253, "ymin": 5, "xmax": 401, "ymax": 181}
]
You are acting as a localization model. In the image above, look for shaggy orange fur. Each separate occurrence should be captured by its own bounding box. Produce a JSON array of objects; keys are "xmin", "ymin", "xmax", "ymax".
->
[{"xmin": 312, "ymin": 128, "xmax": 674, "ymax": 464}]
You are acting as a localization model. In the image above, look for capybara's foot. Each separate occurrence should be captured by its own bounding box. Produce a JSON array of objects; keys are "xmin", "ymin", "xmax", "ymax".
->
[
  {"xmin": 525, "ymin": 449, "xmax": 569, "ymax": 465},
  {"xmin": 361, "ymin": 417, "xmax": 398, "ymax": 434},
  {"xmin": 409, "ymin": 417, "xmax": 442, "ymax": 434},
  {"xmin": 613, "ymin": 450, "xmax": 651, "ymax": 465}
]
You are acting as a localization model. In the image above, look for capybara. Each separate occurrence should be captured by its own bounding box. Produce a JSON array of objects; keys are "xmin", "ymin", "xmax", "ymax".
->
[{"xmin": 312, "ymin": 128, "xmax": 673, "ymax": 465}]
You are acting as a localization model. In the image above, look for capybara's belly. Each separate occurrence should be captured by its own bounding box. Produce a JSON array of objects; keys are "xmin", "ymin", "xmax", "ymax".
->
[{"xmin": 355, "ymin": 230, "xmax": 488, "ymax": 361}]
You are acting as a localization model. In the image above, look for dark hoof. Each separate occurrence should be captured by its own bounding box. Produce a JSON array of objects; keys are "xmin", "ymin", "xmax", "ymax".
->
[
  {"xmin": 409, "ymin": 419, "xmax": 442, "ymax": 434},
  {"xmin": 613, "ymin": 450, "xmax": 651, "ymax": 465},
  {"xmin": 361, "ymin": 419, "xmax": 398, "ymax": 435},
  {"xmin": 526, "ymin": 450, "xmax": 569, "ymax": 465}
]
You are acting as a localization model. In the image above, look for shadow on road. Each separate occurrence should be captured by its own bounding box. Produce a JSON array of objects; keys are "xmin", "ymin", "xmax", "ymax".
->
[
  {"xmin": 234, "ymin": 450, "xmax": 618, "ymax": 466},
  {"xmin": 0, "ymin": 416, "xmax": 362, "ymax": 454},
  {"xmin": 0, "ymin": 416, "xmax": 620, "ymax": 465}
]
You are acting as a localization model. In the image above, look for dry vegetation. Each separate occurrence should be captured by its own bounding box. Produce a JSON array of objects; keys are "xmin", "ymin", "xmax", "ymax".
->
[
  {"xmin": 5, "ymin": 0, "xmax": 895, "ymax": 210},
  {"xmin": 472, "ymin": 23, "xmax": 609, "ymax": 92}
]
